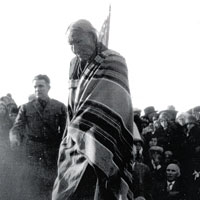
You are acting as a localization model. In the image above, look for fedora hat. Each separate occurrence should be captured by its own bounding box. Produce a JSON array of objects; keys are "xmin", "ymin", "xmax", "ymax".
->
[
  {"xmin": 159, "ymin": 105, "xmax": 178, "ymax": 120},
  {"xmin": 159, "ymin": 110, "xmax": 178, "ymax": 120},
  {"xmin": 133, "ymin": 107, "xmax": 141, "ymax": 115},
  {"xmin": 144, "ymin": 106, "xmax": 157, "ymax": 116}
]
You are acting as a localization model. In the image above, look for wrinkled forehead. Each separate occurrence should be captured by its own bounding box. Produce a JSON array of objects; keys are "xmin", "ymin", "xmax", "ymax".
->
[
  {"xmin": 167, "ymin": 163, "xmax": 179, "ymax": 171},
  {"xmin": 67, "ymin": 20, "xmax": 96, "ymax": 42},
  {"xmin": 33, "ymin": 79, "xmax": 48, "ymax": 86},
  {"xmin": 67, "ymin": 28, "xmax": 83, "ymax": 43}
]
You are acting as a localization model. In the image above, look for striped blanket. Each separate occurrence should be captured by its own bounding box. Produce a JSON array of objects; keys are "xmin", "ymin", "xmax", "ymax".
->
[{"xmin": 52, "ymin": 47, "xmax": 134, "ymax": 200}]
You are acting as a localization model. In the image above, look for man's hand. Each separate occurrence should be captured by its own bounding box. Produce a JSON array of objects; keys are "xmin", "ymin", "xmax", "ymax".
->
[{"xmin": 9, "ymin": 133, "xmax": 20, "ymax": 150}]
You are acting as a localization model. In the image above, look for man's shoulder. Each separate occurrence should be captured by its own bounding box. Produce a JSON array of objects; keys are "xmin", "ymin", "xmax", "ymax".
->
[
  {"xmin": 99, "ymin": 49, "xmax": 127, "ymax": 73},
  {"xmin": 102, "ymin": 49, "xmax": 122, "ymax": 57},
  {"xmin": 20, "ymin": 100, "xmax": 35, "ymax": 109},
  {"xmin": 98, "ymin": 43, "xmax": 122, "ymax": 58},
  {"xmin": 101, "ymin": 49, "xmax": 126, "ymax": 65},
  {"xmin": 50, "ymin": 99, "xmax": 66, "ymax": 107}
]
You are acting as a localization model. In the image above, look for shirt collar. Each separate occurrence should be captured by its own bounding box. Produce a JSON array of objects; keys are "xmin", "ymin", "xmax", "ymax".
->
[{"xmin": 167, "ymin": 180, "xmax": 175, "ymax": 186}]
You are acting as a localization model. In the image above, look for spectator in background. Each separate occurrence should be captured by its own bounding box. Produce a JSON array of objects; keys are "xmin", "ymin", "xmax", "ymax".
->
[
  {"xmin": 176, "ymin": 112, "xmax": 188, "ymax": 127},
  {"xmin": 134, "ymin": 108, "xmax": 143, "ymax": 133},
  {"xmin": 133, "ymin": 139, "xmax": 144, "ymax": 163},
  {"xmin": 163, "ymin": 150, "xmax": 175, "ymax": 169},
  {"xmin": 132, "ymin": 151, "xmax": 153, "ymax": 200},
  {"xmin": 8, "ymin": 106, "xmax": 19, "ymax": 125},
  {"xmin": 0, "ymin": 93, "xmax": 18, "ymax": 115},
  {"xmin": 143, "ymin": 106, "xmax": 158, "ymax": 123},
  {"xmin": 149, "ymin": 136, "xmax": 158, "ymax": 148},
  {"xmin": 147, "ymin": 145, "xmax": 165, "ymax": 183},
  {"xmin": 165, "ymin": 105, "xmax": 178, "ymax": 121},
  {"xmin": 154, "ymin": 111, "xmax": 185, "ymax": 161},
  {"xmin": 0, "ymin": 100, "xmax": 13, "ymax": 199},
  {"xmin": 9, "ymin": 74, "xmax": 67, "ymax": 200},
  {"xmin": 152, "ymin": 162, "xmax": 187, "ymax": 200},
  {"xmin": 0, "ymin": 100, "xmax": 12, "ymax": 138},
  {"xmin": 183, "ymin": 114, "xmax": 200, "ymax": 184}
]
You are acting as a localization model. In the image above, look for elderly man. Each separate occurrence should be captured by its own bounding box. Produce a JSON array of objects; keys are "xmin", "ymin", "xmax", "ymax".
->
[
  {"xmin": 10, "ymin": 74, "xmax": 67, "ymax": 200},
  {"xmin": 52, "ymin": 19, "xmax": 134, "ymax": 200},
  {"xmin": 152, "ymin": 162, "xmax": 187, "ymax": 200}
]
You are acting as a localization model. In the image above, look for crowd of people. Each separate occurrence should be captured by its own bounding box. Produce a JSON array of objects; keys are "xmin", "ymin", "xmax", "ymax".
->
[
  {"xmin": 133, "ymin": 105, "xmax": 200, "ymax": 200},
  {"xmin": 0, "ymin": 94, "xmax": 19, "ymax": 199}
]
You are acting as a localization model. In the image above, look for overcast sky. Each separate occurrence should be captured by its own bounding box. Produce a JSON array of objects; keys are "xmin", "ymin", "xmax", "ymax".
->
[{"xmin": 0, "ymin": 0, "xmax": 200, "ymax": 113}]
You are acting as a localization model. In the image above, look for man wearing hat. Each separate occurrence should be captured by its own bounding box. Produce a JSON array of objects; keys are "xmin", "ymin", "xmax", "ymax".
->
[
  {"xmin": 143, "ymin": 106, "xmax": 158, "ymax": 122},
  {"xmin": 147, "ymin": 145, "xmax": 165, "ymax": 183},
  {"xmin": 134, "ymin": 108, "xmax": 143, "ymax": 133},
  {"xmin": 159, "ymin": 105, "xmax": 178, "ymax": 122}
]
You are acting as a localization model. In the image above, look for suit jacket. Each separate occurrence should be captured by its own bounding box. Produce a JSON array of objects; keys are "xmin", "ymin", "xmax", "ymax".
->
[
  {"xmin": 133, "ymin": 161, "xmax": 153, "ymax": 200},
  {"xmin": 10, "ymin": 98, "xmax": 67, "ymax": 151},
  {"xmin": 152, "ymin": 178, "xmax": 187, "ymax": 200}
]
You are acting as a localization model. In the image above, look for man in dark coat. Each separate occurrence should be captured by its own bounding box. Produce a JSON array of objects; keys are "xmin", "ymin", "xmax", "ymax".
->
[
  {"xmin": 9, "ymin": 74, "xmax": 67, "ymax": 200},
  {"xmin": 152, "ymin": 162, "xmax": 187, "ymax": 200},
  {"xmin": 183, "ymin": 114, "xmax": 200, "ymax": 199}
]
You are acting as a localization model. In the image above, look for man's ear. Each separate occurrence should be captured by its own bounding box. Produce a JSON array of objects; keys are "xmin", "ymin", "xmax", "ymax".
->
[{"xmin": 89, "ymin": 32, "xmax": 98, "ymax": 44}]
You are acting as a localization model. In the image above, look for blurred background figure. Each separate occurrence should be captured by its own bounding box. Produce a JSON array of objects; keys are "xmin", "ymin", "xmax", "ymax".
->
[
  {"xmin": 134, "ymin": 107, "xmax": 143, "ymax": 133},
  {"xmin": 143, "ymin": 106, "xmax": 158, "ymax": 123},
  {"xmin": 147, "ymin": 145, "xmax": 165, "ymax": 183},
  {"xmin": 182, "ymin": 115, "xmax": 200, "ymax": 186},
  {"xmin": 0, "ymin": 100, "xmax": 13, "ymax": 199},
  {"xmin": 28, "ymin": 93, "xmax": 36, "ymax": 102},
  {"xmin": 0, "ymin": 93, "xmax": 18, "ymax": 115},
  {"xmin": 8, "ymin": 106, "xmax": 19, "ymax": 125}
]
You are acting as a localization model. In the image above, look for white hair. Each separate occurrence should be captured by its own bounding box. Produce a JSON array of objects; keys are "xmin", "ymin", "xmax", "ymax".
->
[
  {"xmin": 66, "ymin": 19, "xmax": 98, "ymax": 41},
  {"xmin": 167, "ymin": 163, "xmax": 181, "ymax": 177}
]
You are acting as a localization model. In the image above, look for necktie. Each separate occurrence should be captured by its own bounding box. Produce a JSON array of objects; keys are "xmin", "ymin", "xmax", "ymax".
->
[
  {"xmin": 38, "ymin": 99, "xmax": 47, "ymax": 109},
  {"xmin": 167, "ymin": 182, "xmax": 173, "ymax": 191}
]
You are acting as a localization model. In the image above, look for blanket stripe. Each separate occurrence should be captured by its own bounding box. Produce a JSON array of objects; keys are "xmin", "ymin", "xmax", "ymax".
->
[{"xmin": 71, "ymin": 100, "xmax": 133, "ymax": 187}]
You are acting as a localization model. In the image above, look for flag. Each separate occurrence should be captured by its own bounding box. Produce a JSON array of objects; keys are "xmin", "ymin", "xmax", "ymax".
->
[{"xmin": 99, "ymin": 5, "xmax": 111, "ymax": 47}]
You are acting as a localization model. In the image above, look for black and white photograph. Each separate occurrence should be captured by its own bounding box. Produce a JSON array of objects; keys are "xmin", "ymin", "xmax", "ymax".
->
[{"xmin": 0, "ymin": 0, "xmax": 200, "ymax": 199}]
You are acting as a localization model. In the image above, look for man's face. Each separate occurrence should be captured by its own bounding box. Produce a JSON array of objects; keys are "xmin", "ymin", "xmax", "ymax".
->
[
  {"xmin": 68, "ymin": 29, "xmax": 96, "ymax": 61},
  {"xmin": 0, "ymin": 104, "xmax": 6, "ymax": 116},
  {"xmin": 149, "ymin": 137, "xmax": 158, "ymax": 147},
  {"xmin": 166, "ymin": 164, "xmax": 179, "ymax": 181},
  {"xmin": 176, "ymin": 117, "xmax": 185, "ymax": 126},
  {"xmin": 164, "ymin": 151, "xmax": 173, "ymax": 162},
  {"xmin": 160, "ymin": 118, "xmax": 168, "ymax": 129},
  {"xmin": 33, "ymin": 79, "xmax": 50, "ymax": 99},
  {"xmin": 151, "ymin": 151, "xmax": 162, "ymax": 164},
  {"xmin": 9, "ymin": 113, "xmax": 17, "ymax": 123}
]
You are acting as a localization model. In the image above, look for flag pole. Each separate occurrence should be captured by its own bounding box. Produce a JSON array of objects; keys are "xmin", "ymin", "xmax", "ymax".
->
[
  {"xmin": 99, "ymin": 4, "xmax": 111, "ymax": 47},
  {"xmin": 107, "ymin": 4, "xmax": 111, "ymax": 47}
]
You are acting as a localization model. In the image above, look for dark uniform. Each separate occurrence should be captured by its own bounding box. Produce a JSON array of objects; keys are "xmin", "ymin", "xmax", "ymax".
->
[{"xmin": 10, "ymin": 98, "xmax": 67, "ymax": 200}]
